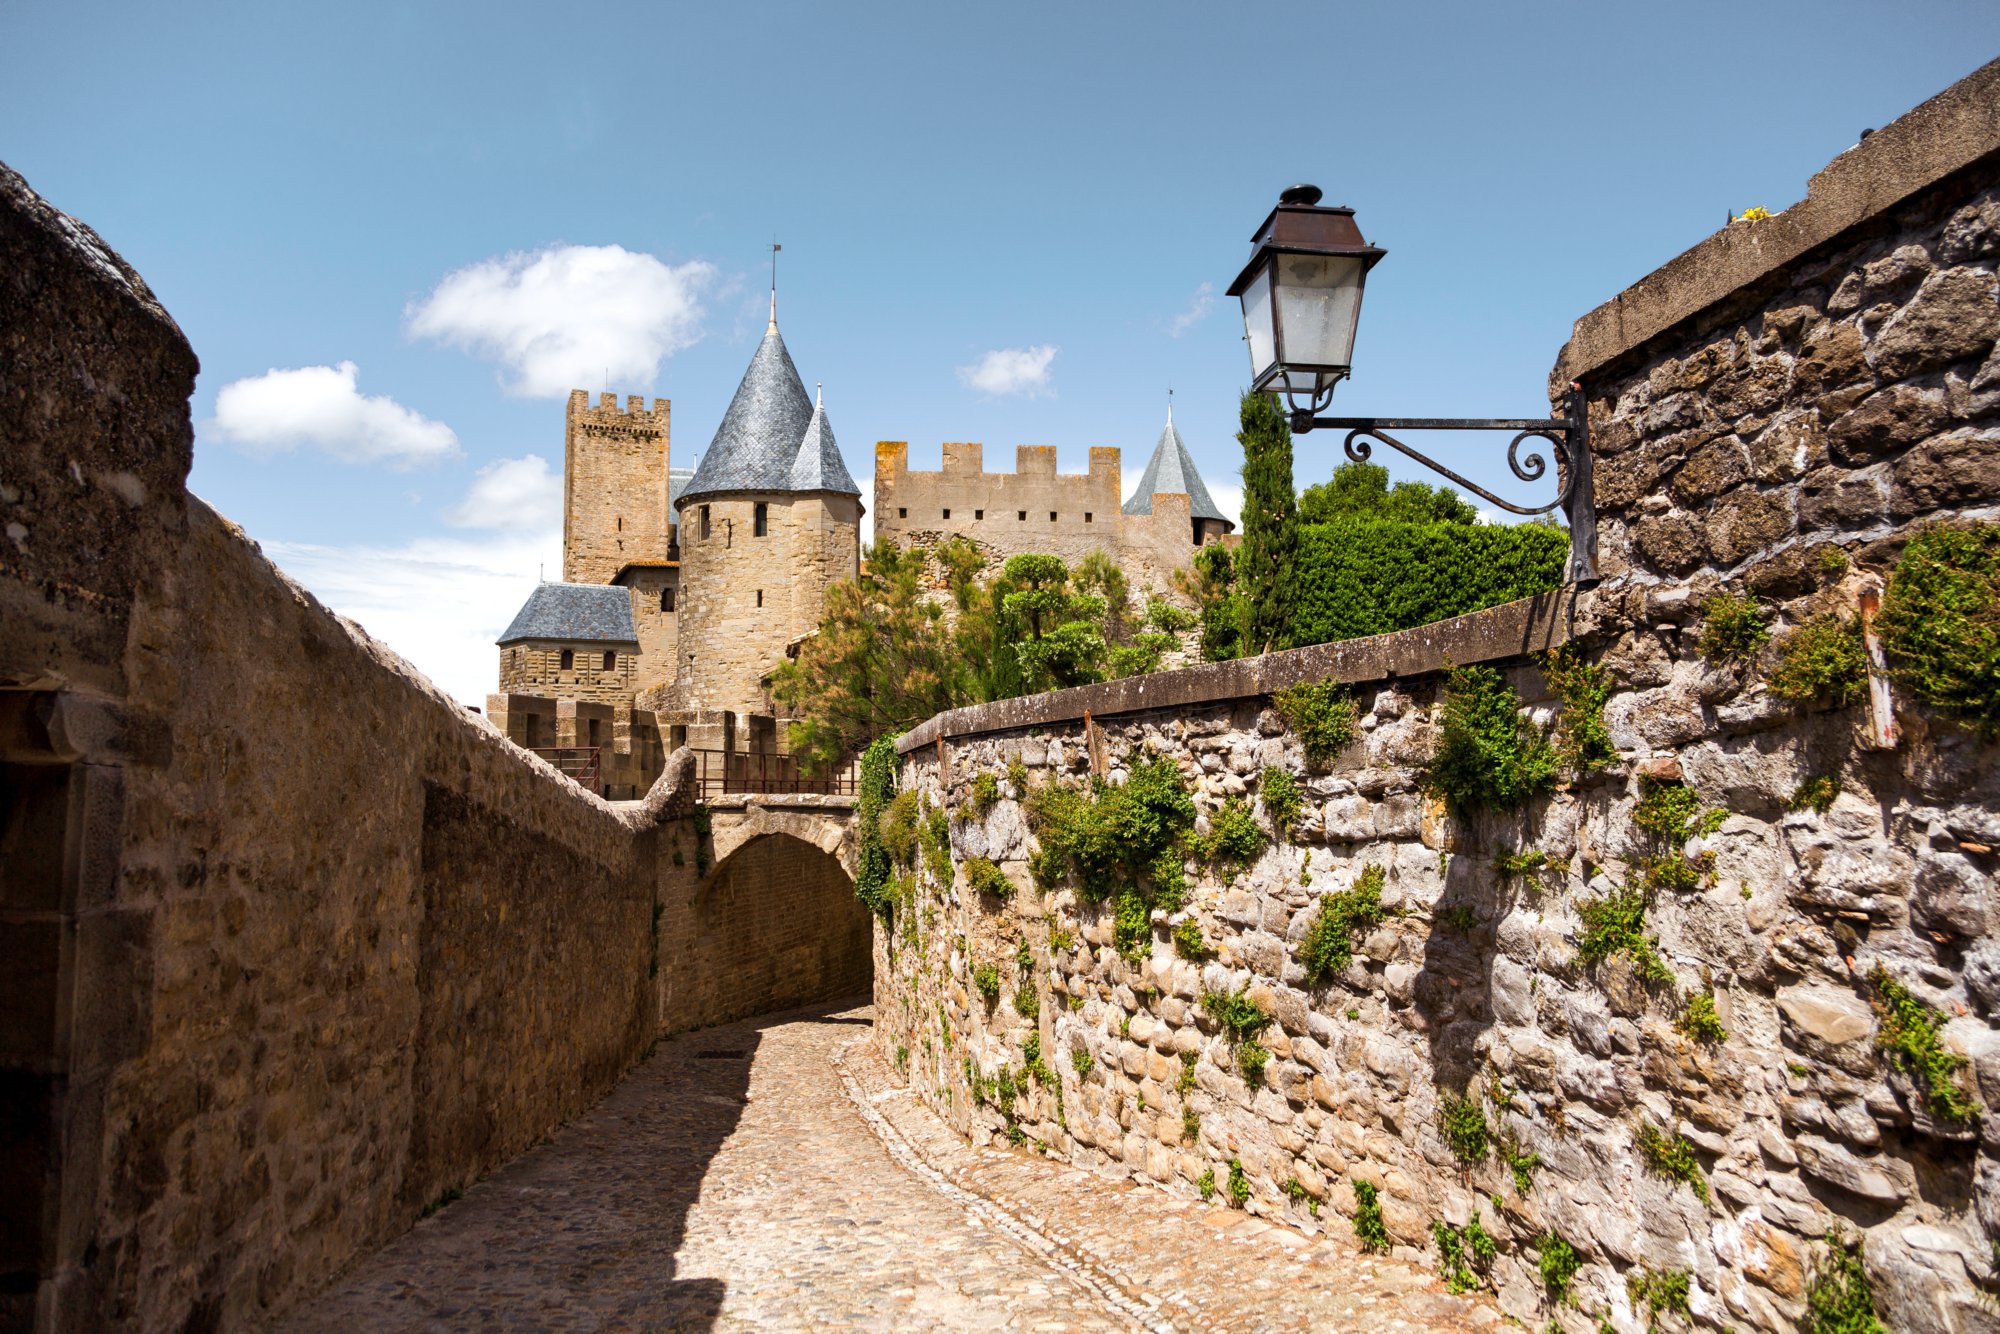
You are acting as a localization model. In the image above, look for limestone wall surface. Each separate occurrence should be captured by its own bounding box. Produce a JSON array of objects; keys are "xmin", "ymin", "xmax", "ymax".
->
[
  {"xmin": 562, "ymin": 391, "xmax": 671, "ymax": 585},
  {"xmin": 873, "ymin": 62, "xmax": 2000, "ymax": 1334},
  {"xmin": 0, "ymin": 161, "xmax": 868, "ymax": 1332}
]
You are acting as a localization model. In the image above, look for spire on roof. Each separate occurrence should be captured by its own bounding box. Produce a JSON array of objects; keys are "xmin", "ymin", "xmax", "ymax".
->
[
  {"xmin": 788, "ymin": 387, "xmax": 860, "ymax": 494},
  {"xmin": 768, "ymin": 240, "xmax": 781, "ymax": 332},
  {"xmin": 1122, "ymin": 404, "xmax": 1233, "ymax": 529},
  {"xmin": 676, "ymin": 316, "xmax": 860, "ymax": 506}
]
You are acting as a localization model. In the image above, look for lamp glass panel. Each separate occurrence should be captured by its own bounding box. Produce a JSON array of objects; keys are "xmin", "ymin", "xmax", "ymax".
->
[
  {"xmin": 1240, "ymin": 264, "xmax": 1276, "ymax": 383},
  {"xmin": 1273, "ymin": 253, "xmax": 1365, "ymax": 370}
]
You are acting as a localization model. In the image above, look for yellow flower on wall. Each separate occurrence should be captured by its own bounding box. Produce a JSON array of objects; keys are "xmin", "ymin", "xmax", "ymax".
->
[{"xmin": 1734, "ymin": 206, "xmax": 1772, "ymax": 222}]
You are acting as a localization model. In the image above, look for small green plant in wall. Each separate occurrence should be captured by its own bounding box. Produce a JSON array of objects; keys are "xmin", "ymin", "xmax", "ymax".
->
[
  {"xmin": 1297, "ymin": 864, "xmax": 1386, "ymax": 985},
  {"xmin": 1676, "ymin": 990, "xmax": 1728, "ymax": 1044},
  {"xmin": 1438, "ymin": 1089, "xmax": 1490, "ymax": 1165},
  {"xmin": 965, "ymin": 855, "xmax": 1013, "ymax": 900},
  {"xmin": 971, "ymin": 771, "xmax": 1001, "ymax": 814},
  {"xmin": 1769, "ymin": 613, "xmax": 1869, "ymax": 707},
  {"xmin": 1257, "ymin": 765, "xmax": 1303, "ymax": 837},
  {"xmin": 1200, "ymin": 986, "xmax": 1272, "ymax": 1087},
  {"xmin": 1423, "ymin": 663, "xmax": 1558, "ymax": 814},
  {"xmin": 1270, "ymin": 680, "xmax": 1359, "ymax": 766},
  {"xmin": 1800, "ymin": 1229, "xmax": 1888, "ymax": 1334},
  {"xmin": 1635, "ymin": 1120, "xmax": 1710, "ymax": 1204},
  {"xmin": 1226, "ymin": 1157, "xmax": 1251, "ymax": 1206},
  {"xmin": 1172, "ymin": 917, "xmax": 1208, "ymax": 959},
  {"xmin": 1696, "ymin": 590, "xmax": 1769, "ymax": 665},
  {"xmin": 1875, "ymin": 521, "xmax": 2000, "ymax": 736},
  {"xmin": 1352, "ymin": 1179, "xmax": 1389, "ymax": 1252},
  {"xmin": 1628, "ymin": 1266, "xmax": 1693, "ymax": 1326},
  {"xmin": 1537, "ymin": 643, "xmax": 1617, "ymax": 778},
  {"xmin": 1789, "ymin": 773, "xmax": 1842, "ymax": 814},
  {"xmin": 1866, "ymin": 965, "xmax": 1978, "ymax": 1122},
  {"xmin": 972, "ymin": 964, "xmax": 1001, "ymax": 1006},
  {"xmin": 1536, "ymin": 1231, "xmax": 1582, "ymax": 1307},
  {"xmin": 1196, "ymin": 1166, "xmax": 1216, "ymax": 1201},
  {"xmin": 1070, "ymin": 1045, "xmax": 1094, "ymax": 1077},
  {"xmin": 1430, "ymin": 1217, "xmax": 1496, "ymax": 1293}
]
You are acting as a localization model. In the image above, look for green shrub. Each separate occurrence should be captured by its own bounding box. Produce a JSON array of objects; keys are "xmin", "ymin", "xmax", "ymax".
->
[
  {"xmin": 1176, "ymin": 1050, "xmax": 1198, "ymax": 1095},
  {"xmin": 1538, "ymin": 644, "xmax": 1617, "ymax": 777},
  {"xmin": 1790, "ymin": 773, "xmax": 1842, "ymax": 814},
  {"xmin": 1352, "ymin": 1179, "xmax": 1390, "ymax": 1252},
  {"xmin": 1288, "ymin": 518, "xmax": 1567, "ymax": 650},
  {"xmin": 923, "ymin": 807, "xmax": 953, "ymax": 888},
  {"xmin": 1437, "ymin": 904, "xmax": 1478, "ymax": 931},
  {"xmin": 1769, "ymin": 614, "xmax": 1868, "ymax": 706},
  {"xmin": 1047, "ymin": 923, "xmax": 1074, "ymax": 952},
  {"xmin": 1629, "ymin": 1267, "xmax": 1692, "ymax": 1325},
  {"xmin": 1181, "ymin": 1106, "xmax": 1200, "ymax": 1142},
  {"xmin": 1235, "ymin": 1041, "xmax": 1268, "ymax": 1087},
  {"xmin": 880, "ymin": 789, "xmax": 921, "ymax": 868},
  {"xmin": 1205, "ymin": 796, "xmax": 1265, "ymax": 869},
  {"xmin": 1537, "ymin": 1232, "xmax": 1582, "ymax": 1305},
  {"xmin": 1146, "ymin": 597, "xmax": 1198, "ymax": 634},
  {"xmin": 1172, "ymin": 917, "xmax": 1207, "ymax": 959},
  {"xmin": 1070, "ymin": 1045, "xmax": 1094, "ymax": 1077},
  {"xmin": 971, "ymin": 771, "xmax": 1001, "ymax": 813},
  {"xmin": 1866, "ymin": 965, "xmax": 1977, "ymax": 1121},
  {"xmin": 965, "ymin": 856, "xmax": 1013, "ymax": 900},
  {"xmin": 1818, "ymin": 546, "xmax": 1851, "ymax": 576},
  {"xmin": 1876, "ymin": 523, "xmax": 2000, "ymax": 734},
  {"xmin": 1677, "ymin": 992, "xmax": 1728, "ymax": 1044},
  {"xmin": 1012, "ymin": 981, "xmax": 1039, "ymax": 1019},
  {"xmin": 1015, "ymin": 938, "xmax": 1033, "ymax": 972},
  {"xmin": 1576, "ymin": 886, "xmax": 1674, "ymax": 983},
  {"xmin": 1439, "ymin": 1090, "xmax": 1490, "ymax": 1165},
  {"xmin": 973, "ymin": 964, "xmax": 1001, "ymax": 1005},
  {"xmin": 1007, "ymin": 754, "xmax": 1029, "ymax": 791},
  {"xmin": 1506, "ymin": 1146, "xmax": 1541, "ymax": 1193},
  {"xmin": 1258, "ymin": 766, "xmax": 1303, "ymax": 837},
  {"xmin": 1697, "ymin": 590, "xmax": 1769, "ymax": 664},
  {"xmin": 1026, "ymin": 758, "xmax": 1195, "ymax": 911},
  {"xmin": 1431, "ymin": 1217, "xmax": 1494, "ymax": 1293},
  {"xmin": 853, "ymin": 738, "xmax": 900, "ymax": 919},
  {"xmin": 1635, "ymin": 1121, "xmax": 1710, "ymax": 1204},
  {"xmin": 1424, "ymin": 664, "xmax": 1559, "ymax": 814},
  {"xmin": 1800, "ymin": 1230, "xmax": 1887, "ymax": 1334},
  {"xmin": 1226, "ymin": 1157, "xmax": 1251, "ymax": 1206},
  {"xmin": 1112, "ymin": 887, "xmax": 1152, "ymax": 962},
  {"xmin": 1197, "ymin": 1166, "xmax": 1216, "ymax": 1201},
  {"xmin": 1201, "ymin": 986, "xmax": 1272, "ymax": 1046},
  {"xmin": 1270, "ymin": 681, "xmax": 1359, "ymax": 765},
  {"xmin": 1297, "ymin": 864, "xmax": 1386, "ymax": 985}
]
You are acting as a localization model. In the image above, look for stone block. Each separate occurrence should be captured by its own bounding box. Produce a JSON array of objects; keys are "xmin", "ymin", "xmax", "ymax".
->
[{"xmin": 1868, "ymin": 266, "xmax": 2000, "ymax": 378}]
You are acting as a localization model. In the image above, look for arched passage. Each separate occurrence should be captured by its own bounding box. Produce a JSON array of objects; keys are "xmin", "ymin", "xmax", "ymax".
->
[{"xmin": 688, "ymin": 833, "xmax": 871, "ymax": 1020}]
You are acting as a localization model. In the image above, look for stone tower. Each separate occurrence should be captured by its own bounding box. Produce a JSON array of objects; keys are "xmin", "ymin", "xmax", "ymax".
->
[
  {"xmin": 563, "ymin": 391, "xmax": 671, "ymax": 584},
  {"xmin": 672, "ymin": 309, "xmax": 862, "ymax": 714}
]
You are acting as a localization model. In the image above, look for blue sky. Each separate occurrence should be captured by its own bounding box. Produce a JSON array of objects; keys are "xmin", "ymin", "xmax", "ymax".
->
[{"xmin": 6, "ymin": 1, "xmax": 1997, "ymax": 703}]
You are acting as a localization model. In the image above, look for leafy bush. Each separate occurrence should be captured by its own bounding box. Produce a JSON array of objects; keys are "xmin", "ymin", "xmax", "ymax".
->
[
  {"xmin": 1258, "ymin": 766, "xmax": 1303, "ymax": 837},
  {"xmin": 1300, "ymin": 459, "xmax": 1479, "ymax": 526},
  {"xmin": 1790, "ymin": 774, "xmax": 1841, "ymax": 814},
  {"xmin": 1197, "ymin": 1166, "xmax": 1216, "ymax": 1201},
  {"xmin": 853, "ymin": 738, "xmax": 900, "ymax": 919},
  {"xmin": 1866, "ymin": 965, "xmax": 1977, "ymax": 1121},
  {"xmin": 1027, "ymin": 759, "xmax": 1195, "ymax": 909},
  {"xmin": 1235, "ymin": 1041, "xmax": 1269, "ymax": 1087},
  {"xmin": 1538, "ymin": 644, "xmax": 1617, "ymax": 778},
  {"xmin": 1352, "ymin": 1179, "xmax": 1389, "ymax": 1251},
  {"xmin": 1201, "ymin": 986, "xmax": 1272, "ymax": 1046},
  {"xmin": 1635, "ymin": 1121, "xmax": 1710, "ymax": 1204},
  {"xmin": 1226, "ymin": 1157, "xmax": 1251, "ymax": 1206},
  {"xmin": 1576, "ymin": 887, "xmax": 1673, "ymax": 982},
  {"xmin": 972, "ymin": 964, "xmax": 1001, "ymax": 1005},
  {"xmin": 1181, "ymin": 1105, "xmax": 1200, "ymax": 1142},
  {"xmin": 1431, "ymin": 1216, "xmax": 1496, "ymax": 1293},
  {"xmin": 1800, "ymin": 1230, "xmax": 1887, "ymax": 1334},
  {"xmin": 965, "ymin": 856, "xmax": 1013, "ymax": 900},
  {"xmin": 1876, "ymin": 522, "xmax": 2000, "ymax": 735},
  {"xmin": 1204, "ymin": 796, "xmax": 1265, "ymax": 870},
  {"xmin": 879, "ymin": 789, "xmax": 921, "ymax": 867},
  {"xmin": 971, "ymin": 772, "xmax": 1001, "ymax": 813},
  {"xmin": 1424, "ymin": 664, "xmax": 1559, "ymax": 814},
  {"xmin": 1536, "ymin": 1232, "xmax": 1583, "ymax": 1305},
  {"xmin": 923, "ymin": 807, "xmax": 953, "ymax": 889},
  {"xmin": 1506, "ymin": 1147, "xmax": 1541, "ymax": 1193},
  {"xmin": 1769, "ymin": 614, "xmax": 1868, "ymax": 706},
  {"xmin": 1697, "ymin": 590, "xmax": 1769, "ymax": 664},
  {"xmin": 1172, "ymin": 917, "xmax": 1207, "ymax": 959},
  {"xmin": 1632, "ymin": 776, "xmax": 1723, "ymax": 894},
  {"xmin": 1288, "ymin": 518, "xmax": 1567, "ymax": 649},
  {"xmin": 1629, "ymin": 1267, "xmax": 1693, "ymax": 1325},
  {"xmin": 1677, "ymin": 991, "xmax": 1728, "ymax": 1044},
  {"xmin": 1070, "ymin": 1045, "xmax": 1094, "ymax": 1077},
  {"xmin": 1297, "ymin": 864, "xmax": 1386, "ymax": 985},
  {"xmin": 1270, "ymin": 681, "xmax": 1359, "ymax": 765},
  {"xmin": 1439, "ymin": 1090, "xmax": 1490, "ymax": 1165}
]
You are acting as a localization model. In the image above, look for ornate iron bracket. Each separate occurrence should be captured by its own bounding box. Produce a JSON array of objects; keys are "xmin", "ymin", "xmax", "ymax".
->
[{"xmin": 1289, "ymin": 382, "xmax": 1597, "ymax": 586}]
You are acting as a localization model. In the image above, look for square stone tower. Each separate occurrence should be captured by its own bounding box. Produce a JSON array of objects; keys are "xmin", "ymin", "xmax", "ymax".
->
[{"xmin": 563, "ymin": 391, "xmax": 671, "ymax": 584}]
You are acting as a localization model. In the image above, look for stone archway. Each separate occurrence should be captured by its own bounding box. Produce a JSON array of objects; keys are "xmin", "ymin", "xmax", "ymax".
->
[{"xmin": 687, "ymin": 828, "xmax": 870, "ymax": 1021}]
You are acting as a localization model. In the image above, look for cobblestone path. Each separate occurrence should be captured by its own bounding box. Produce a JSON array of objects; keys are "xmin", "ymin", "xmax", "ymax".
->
[{"xmin": 289, "ymin": 1003, "xmax": 1491, "ymax": 1331}]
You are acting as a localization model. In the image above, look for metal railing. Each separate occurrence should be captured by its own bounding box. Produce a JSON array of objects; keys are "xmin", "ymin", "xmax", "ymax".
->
[
  {"xmin": 689, "ymin": 748, "xmax": 855, "ymax": 797},
  {"xmin": 531, "ymin": 746, "xmax": 602, "ymax": 791}
]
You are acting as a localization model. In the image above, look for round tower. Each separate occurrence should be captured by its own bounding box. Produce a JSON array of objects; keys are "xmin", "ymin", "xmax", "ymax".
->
[{"xmin": 672, "ymin": 311, "xmax": 861, "ymax": 715}]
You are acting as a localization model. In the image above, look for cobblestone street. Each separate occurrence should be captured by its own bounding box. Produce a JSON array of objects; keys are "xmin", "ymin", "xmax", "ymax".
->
[{"xmin": 288, "ymin": 1004, "xmax": 1490, "ymax": 1331}]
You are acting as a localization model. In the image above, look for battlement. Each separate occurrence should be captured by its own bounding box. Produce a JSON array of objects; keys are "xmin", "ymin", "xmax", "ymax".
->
[{"xmin": 566, "ymin": 389, "xmax": 671, "ymax": 429}]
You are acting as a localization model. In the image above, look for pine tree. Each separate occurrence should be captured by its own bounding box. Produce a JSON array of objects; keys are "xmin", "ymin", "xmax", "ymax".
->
[{"xmin": 1235, "ymin": 389, "xmax": 1297, "ymax": 653}]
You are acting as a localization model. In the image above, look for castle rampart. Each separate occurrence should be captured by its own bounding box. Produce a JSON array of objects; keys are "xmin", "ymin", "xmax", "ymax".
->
[{"xmin": 563, "ymin": 390, "xmax": 671, "ymax": 585}]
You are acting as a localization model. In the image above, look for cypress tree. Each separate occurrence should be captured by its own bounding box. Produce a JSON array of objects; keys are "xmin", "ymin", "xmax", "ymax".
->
[{"xmin": 1235, "ymin": 389, "xmax": 1297, "ymax": 653}]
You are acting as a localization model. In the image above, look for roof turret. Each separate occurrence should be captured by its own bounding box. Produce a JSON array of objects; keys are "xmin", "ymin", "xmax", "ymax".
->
[
  {"xmin": 676, "ymin": 320, "xmax": 859, "ymax": 506},
  {"xmin": 787, "ymin": 384, "xmax": 860, "ymax": 493},
  {"xmin": 1121, "ymin": 401, "xmax": 1233, "ymax": 528}
]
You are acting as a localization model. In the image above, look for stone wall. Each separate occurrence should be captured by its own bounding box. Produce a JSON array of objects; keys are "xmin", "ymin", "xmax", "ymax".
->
[
  {"xmin": 562, "ymin": 391, "xmax": 671, "ymax": 585},
  {"xmin": 0, "ymin": 161, "xmax": 868, "ymax": 1331},
  {"xmin": 874, "ymin": 61, "xmax": 2000, "ymax": 1334},
  {"xmin": 497, "ymin": 638, "xmax": 641, "ymax": 702}
]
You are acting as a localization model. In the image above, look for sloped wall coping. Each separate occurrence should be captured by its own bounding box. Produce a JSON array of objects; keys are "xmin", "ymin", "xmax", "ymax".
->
[
  {"xmin": 896, "ymin": 588, "xmax": 1581, "ymax": 753},
  {"xmin": 1554, "ymin": 56, "xmax": 2000, "ymax": 387}
]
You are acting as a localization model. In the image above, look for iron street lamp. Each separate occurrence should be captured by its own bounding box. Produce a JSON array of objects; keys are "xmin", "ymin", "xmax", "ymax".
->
[{"xmin": 1229, "ymin": 184, "xmax": 1597, "ymax": 585}]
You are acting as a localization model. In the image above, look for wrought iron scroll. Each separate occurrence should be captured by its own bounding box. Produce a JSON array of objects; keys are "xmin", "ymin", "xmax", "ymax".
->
[{"xmin": 1293, "ymin": 384, "xmax": 1597, "ymax": 585}]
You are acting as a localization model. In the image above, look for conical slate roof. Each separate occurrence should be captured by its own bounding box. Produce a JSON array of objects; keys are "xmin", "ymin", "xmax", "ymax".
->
[
  {"xmin": 1122, "ymin": 407, "xmax": 1232, "ymax": 528},
  {"xmin": 788, "ymin": 391, "xmax": 859, "ymax": 493},
  {"xmin": 677, "ymin": 323, "xmax": 858, "ymax": 507}
]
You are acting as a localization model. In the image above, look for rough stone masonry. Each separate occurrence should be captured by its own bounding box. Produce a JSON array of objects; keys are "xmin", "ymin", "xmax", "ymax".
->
[{"xmin": 877, "ymin": 57, "xmax": 2000, "ymax": 1334}]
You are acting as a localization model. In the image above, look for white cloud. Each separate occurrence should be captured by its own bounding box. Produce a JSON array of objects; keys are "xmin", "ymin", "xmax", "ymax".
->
[
  {"xmin": 957, "ymin": 345, "xmax": 1057, "ymax": 398},
  {"xmin": 408, "ymin": 243, "xmax": 717, "ymax": 397},
  {"xmin": 210, "ymin": 361, "xmax": 460, "ymax": 467},
  {"xmin": 1167, "ymin": 282, "xmax": 1216, "ymax": 337},
  {"xmin": 446, "ymin": 454, "xmax": 561, "ymax": 530},
  {"xmin": 265, "ymin": 526, "xmax": 562, "ymax": 709}
]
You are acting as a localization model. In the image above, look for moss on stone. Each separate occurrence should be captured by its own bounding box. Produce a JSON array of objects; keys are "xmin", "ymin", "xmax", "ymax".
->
[
  {"xmin": 1877, "ymin": 522, "xmax": 2000, "ymax": 735},
  {"xmin": 1769, "ymin": 613, "xmax": 1868, "ymax": 706}
]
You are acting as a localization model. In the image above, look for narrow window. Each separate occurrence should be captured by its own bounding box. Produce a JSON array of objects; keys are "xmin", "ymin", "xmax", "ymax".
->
[
  {"xmin": 942, "ymin": 508, "xmax": 951, "ymax": 520},
  {"xmin": 974, "ymin": 509, "xmax": 983, "ymax": 520},
  {"xmin": 756, "ymin": 589, "xmax": 763, "ymax": 608},
  {"xmin": 754, "ymin": 502, "xmax": 768, "ymax": 537},
  {"xmin": 1085, "ymin": 512, "xmax": 1093, "ymax": 523},
  {"xmin": 559, "ymin": 648, "xmax": 574, "ymax": 671},
  {"xmin": 1018, "ymin": 510, "xmax": 1027, "ymax": 521},
  {"xmin": 603, "ymin": 650, "xmax": 616, "ymax": 670},
  {"xmin": 588, "ymin": 719, "xmax": 601, "ymax": 747},
  {"xmin": 617, "ymin": 516, "xmax": 623, "ymax": 532},
  {"xmin": 1049, "ymin": 511, "xmax": 1058, "ymax": 521},
  {"xmin": 661, "ymin": 587, "xmax": 675, "ymax": 613},
  {"xmin": 897, "ymin": 507, "xmax": 907, "ymax": 519},
  {"xmin": 700, "ymin": 505, "xmax": 711, "ymax": 538}
]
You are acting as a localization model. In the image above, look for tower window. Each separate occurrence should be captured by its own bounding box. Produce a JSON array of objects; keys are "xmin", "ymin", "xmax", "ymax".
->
[
  {"xmin": 603, "ymin": 650, "xmax": 616, "ymax": 670},
  {"xmin": 942, "ymin": 508, "xmax": 951, "ymax": 520},
  {"xmin": 1018, "ymin": 510, "xmax": 1026, "ymax": 521},
  {"xmin": 756, "ymin": 589, "xmax": 763, "ymax": 608},
  {"xmin": 700, "ymin": 505, "xmax": 711, "ymax": 539},
  {"xmin": 898, "ymin": 507, "xmax": 907, "ymax": 519},
  {"xmin": 754, "ymin": 502, "xmax": 768, "ymax": 537},
  {"xmin": 1049, "ymin": 511, "xmax": 1058, "ymax": 521},
  {"xmin": 617, "ymin": 516, "xmax": 623, "ymax": 532},
  {"xmin": 559, "ymin": 648, "xmax": 574, "ymax": 671},
  {"xmin": 661, "ymin": 587, "xmax": 675, "ymax": 612},
  {"xmin": 1085, "ymin": 512, "xmax": 1093, "ymax": 523},
  {"xmin": 974, "ymin": 509, "xmax": 983, "ymax": 520}
]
